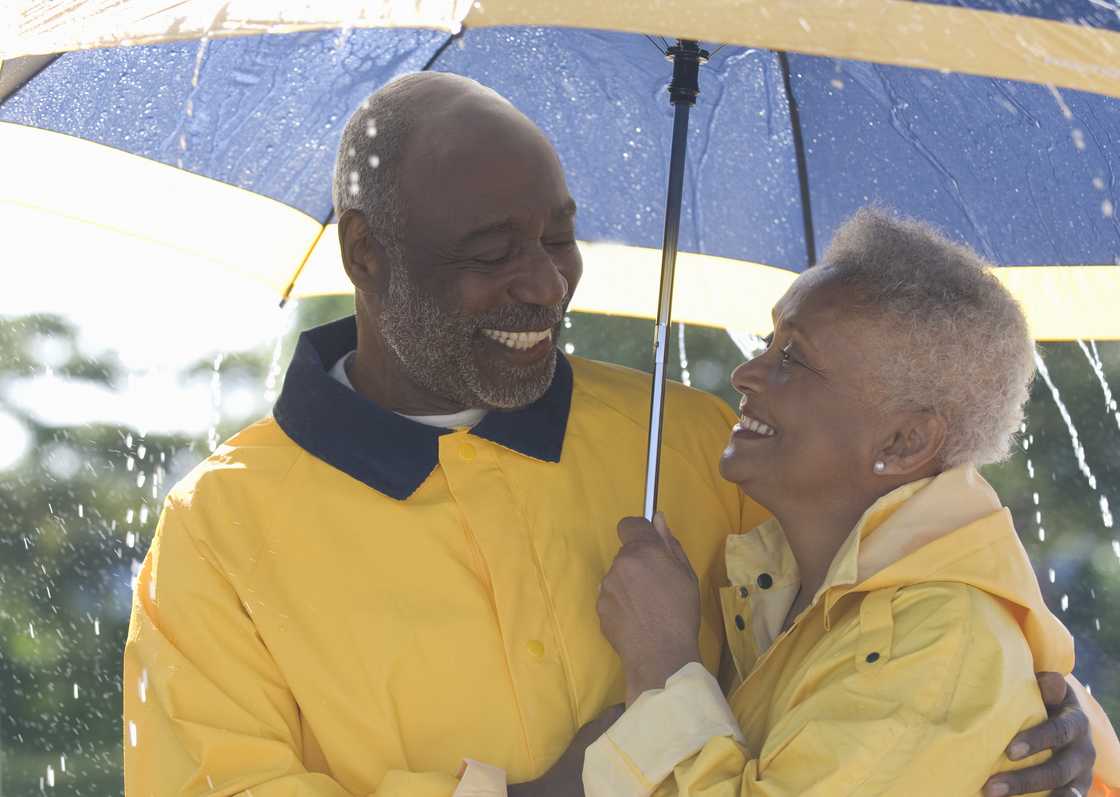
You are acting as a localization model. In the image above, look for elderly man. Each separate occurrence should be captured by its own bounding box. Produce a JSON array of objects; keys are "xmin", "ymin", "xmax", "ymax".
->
[{"xmin": 123, "ymin": 73, "xmax": 1099, "ymax": 796}]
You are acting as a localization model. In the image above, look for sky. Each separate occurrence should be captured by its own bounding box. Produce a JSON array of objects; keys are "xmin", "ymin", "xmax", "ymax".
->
[{"xmin": 0, "ymin": 255, "xmax": 294, "ymax": 468}]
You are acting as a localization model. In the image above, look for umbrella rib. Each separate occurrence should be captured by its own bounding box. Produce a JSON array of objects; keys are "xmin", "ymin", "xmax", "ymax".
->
[
  {"xmin": 644, "ymin": 35, "xmax": 667, "ymax": 55},
  {"xmin": 777, "ymin": 51, "xmax": 817, "ymax": 268},
  {"xmin": 420, "ymin": 31, "xmax": 462, "ymax": 72}
]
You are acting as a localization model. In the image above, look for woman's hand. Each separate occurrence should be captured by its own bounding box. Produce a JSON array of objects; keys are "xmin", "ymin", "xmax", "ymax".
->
[{"xmin": 597, "ymin": 513, "xmax": 702, "ymax": 705}]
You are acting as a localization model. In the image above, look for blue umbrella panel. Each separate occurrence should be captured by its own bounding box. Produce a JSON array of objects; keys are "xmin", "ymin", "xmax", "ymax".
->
[{"xmin": 1, "ymin": 23, "xmax": 1118, "ymax": 339}]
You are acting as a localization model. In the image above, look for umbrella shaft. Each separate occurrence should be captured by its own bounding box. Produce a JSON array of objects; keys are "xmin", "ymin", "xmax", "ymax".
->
[{"xmin": 644, "ymin": 101, "xmax": 692, "ymax": 520}]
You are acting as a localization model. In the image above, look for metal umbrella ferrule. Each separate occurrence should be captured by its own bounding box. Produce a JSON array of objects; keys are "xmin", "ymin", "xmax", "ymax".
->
[{"xmin": 643, "ymin": 38, "xmax": 708, "ymax": 520}]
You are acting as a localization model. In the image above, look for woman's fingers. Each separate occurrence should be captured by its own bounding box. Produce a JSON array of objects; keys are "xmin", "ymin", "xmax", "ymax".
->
[{"xmin": 617, "ymin": 516, "xmax": 658, "ymax": 546}]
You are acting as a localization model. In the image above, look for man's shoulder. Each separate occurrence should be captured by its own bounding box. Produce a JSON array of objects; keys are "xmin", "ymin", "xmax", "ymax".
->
[
  {"xmin": 165, "ymin": 415, "xmax": 304, "ymax": 509},
  {"xmin": 568, "ymin": 356, "xmax": 736, "ymax": 432}
]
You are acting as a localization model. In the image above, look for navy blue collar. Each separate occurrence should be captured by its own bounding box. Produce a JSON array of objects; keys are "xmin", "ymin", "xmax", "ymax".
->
[{"xmin": 273, "ymin": 315, "xmax": 572, "ymax": 500}]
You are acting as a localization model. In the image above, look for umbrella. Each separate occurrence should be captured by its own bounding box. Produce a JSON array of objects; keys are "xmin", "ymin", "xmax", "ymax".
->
[{"xmin": 2, "ymin": 1, "xmax": 1119, "ymax": 515}]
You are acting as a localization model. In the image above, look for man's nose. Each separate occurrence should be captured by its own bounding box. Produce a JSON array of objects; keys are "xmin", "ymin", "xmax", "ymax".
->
[{"xmin": 509, "ymin": 248, "xmax": 568, "ymax": 307}]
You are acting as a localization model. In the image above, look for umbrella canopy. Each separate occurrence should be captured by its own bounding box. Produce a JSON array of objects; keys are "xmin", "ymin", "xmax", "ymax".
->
[{"xmin": 1, "ymin": 1, "xmax": 1119, "ymax": 339}]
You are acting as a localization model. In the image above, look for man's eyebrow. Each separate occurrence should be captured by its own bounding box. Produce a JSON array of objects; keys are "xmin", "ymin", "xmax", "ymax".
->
[{"xmin": 459, "ymin": 218, "xmax": 516, "ymax": 244}]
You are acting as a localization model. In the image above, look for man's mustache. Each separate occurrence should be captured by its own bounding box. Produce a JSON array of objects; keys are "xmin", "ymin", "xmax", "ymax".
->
[{"xmin": 469, "ymin": 302, "xmax": 567, "ymax": 332}]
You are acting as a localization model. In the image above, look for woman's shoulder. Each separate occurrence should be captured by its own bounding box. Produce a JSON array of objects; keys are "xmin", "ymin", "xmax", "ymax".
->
[
  {"xmin": 842, "ymin": 581, "xmax": 1040, "ymax": 721},
  {"xmin": 882, "ymin": 581, "xmax": 1034, "ymax": 663}
]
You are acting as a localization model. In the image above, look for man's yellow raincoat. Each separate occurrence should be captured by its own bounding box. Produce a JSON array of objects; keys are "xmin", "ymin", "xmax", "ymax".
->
[
  {"xmin": 121, "ymin": 316, "xmax": 766, "ymax": 795},
  {"xmin": 585, "ymin": 466, "xmax": 1120, "ymax": 796}
]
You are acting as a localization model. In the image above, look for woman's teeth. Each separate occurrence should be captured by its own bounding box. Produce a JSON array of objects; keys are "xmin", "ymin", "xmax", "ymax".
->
[
  {"xmin": 481, "ymin": 328, "xmax": 552, "ymax": 351},
  {"xmin": 740, "ymin": 416, "xmax": 776, "ymax": 437}
]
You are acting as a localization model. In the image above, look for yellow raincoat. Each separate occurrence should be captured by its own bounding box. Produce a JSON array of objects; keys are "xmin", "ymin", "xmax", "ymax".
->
[
  {"xmin": 121, "ymin": 316, "xmax": 766, "ymax": 795},
  {"xmin": 585, "ymin": 465, "xmax": 1120, "ymax": 796}
]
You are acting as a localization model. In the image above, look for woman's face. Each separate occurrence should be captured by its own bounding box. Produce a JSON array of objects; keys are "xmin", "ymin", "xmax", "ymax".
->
[{"xmin": 720, "ymin": 267, "xmax": 889, "ymax": 508}]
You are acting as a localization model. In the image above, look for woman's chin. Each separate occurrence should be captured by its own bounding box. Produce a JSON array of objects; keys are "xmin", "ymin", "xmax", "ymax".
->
[{"xmin": 719, "ymin": 447, "xmax": 760, "ymax": 485}]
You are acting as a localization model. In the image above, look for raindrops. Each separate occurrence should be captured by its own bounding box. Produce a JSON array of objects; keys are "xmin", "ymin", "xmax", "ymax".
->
[
  {"xmin": 677, "ymin": 322, "xmax": 691, "ymax": 387},
  {"xmin": 208, "ymin": 353, "xmax": 224, "ymax": 453},
  {"xmin": 368, "ymin": 154, "xmax": 381, "ymax": 169},
  {"xmin": 1034, "ymin": 351, "xmax": 1098, "ymax": 493}
]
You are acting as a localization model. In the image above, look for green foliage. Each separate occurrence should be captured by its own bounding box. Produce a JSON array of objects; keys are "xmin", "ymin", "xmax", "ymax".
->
[{"xmin": 0, "ymin": 303, "xmax": 1117, "ymax": 796}]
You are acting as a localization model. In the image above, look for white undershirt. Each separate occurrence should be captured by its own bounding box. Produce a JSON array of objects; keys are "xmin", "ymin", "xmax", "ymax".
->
[{"xmin": 329, "ymin": 351, "xmax": 487, "ymax": 430}]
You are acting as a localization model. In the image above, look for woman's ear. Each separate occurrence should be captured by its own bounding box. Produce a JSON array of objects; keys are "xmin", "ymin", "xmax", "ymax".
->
[
  {"xmin": 338, "ymin": 208, "xmax": 391, "ymax": 295},
  {"xmin": 874, "ymin": 412, "xmax": 947, "ymax": 477}
]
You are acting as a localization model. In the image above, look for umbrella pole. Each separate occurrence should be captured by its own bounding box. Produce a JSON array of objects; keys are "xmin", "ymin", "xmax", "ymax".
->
[{"xmin": 643, "ymin": 40, "xmax": 707, "ymax": 521}]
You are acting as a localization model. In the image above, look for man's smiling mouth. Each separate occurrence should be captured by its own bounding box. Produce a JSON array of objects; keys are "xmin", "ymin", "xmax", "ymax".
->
[{"xmin": 480, "ymin": 328, "xmax": 553, "ymax": 351}]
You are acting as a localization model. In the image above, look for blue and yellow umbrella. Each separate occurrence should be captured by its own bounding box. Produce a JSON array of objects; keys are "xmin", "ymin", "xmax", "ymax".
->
[
  {"xmin": 2, "ymin": 0, "xmax": 1118, "ymax": 341},
  {"xmin": 4, "ymin": 1, "xmax": 1118, "ymax": 513}
]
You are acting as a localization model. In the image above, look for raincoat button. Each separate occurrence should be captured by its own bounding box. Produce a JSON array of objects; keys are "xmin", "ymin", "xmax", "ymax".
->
[
  {"xmin": 735, "ymin": 615, "xmax": 746, "ymax": 631},
  {"xmin": 458, "ymin": 443, "xmax": 476, "ymax": 461},
  {"xmin": 865, "ymin": 652, "xmax": 880, "ymax": 663},
  {"xmin": 527, "ymin": 640, "xmax": 545, "ymax": 658},
  {"xmin": 757, "ymin": 573, "xmax": 773, "ymax": 589},
  {"xmin": 739, "ymin": 586, "xmax": 749, "ymax": 598}
]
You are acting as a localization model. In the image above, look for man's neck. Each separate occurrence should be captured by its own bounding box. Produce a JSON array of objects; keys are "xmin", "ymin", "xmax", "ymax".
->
[{"xmin": 350, "ymin": 328, "xmax": 473, "ymax": 416}]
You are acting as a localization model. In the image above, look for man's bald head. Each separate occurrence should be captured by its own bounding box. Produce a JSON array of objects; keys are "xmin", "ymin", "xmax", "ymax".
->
[
  {"xmin": 334, "ymin": 73, "xmax": 581, "ymax": 413},
  {"xmin": 333, "ymin": 72, "xmax": 548, "ymax": 246}
]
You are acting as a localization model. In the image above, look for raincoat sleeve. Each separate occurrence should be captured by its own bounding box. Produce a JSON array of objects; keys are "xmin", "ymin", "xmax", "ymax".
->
[
  {"xmin": 584, "ymin": 583, "xmax": 1063, "ymax": 797},
  {"xmin": 122, "ymin": 498, "xmax": 465, "ymax": 797}
]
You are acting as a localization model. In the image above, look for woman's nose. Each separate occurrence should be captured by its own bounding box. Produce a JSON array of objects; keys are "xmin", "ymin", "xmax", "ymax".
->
[{"xmin": 730, "ymin": 356, "xmax": 765, "ymax": 395}]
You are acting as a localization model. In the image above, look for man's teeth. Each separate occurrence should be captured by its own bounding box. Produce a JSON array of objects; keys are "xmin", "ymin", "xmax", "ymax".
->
[
  {"xmin": 740, "ymin": 417, "xmax": 776, "ymax": 437},
  {"xmin": 481, "ymin": 328, "xmax": 553, "ymax": 351}
]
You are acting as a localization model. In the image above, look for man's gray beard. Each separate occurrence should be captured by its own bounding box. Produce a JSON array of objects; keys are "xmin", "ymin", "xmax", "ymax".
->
[{"xmin": 378, "ymin": 259, "xmax": 564, "ymax": 411}]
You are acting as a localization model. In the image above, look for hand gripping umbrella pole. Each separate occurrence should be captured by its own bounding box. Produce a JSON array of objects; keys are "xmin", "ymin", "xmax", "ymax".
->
[{"xmin": 643, "ymin": 40, "xmax": 708, "ymax": 521}]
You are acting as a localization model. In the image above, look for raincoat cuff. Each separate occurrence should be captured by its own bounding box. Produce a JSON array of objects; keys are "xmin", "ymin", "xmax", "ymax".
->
[
  {"xmin": 582, "ymin": 662, "xmax": 745, "ymax": 797},
  {"xmin": 453, "ymin": 759, "xmax": 507, "ymax": 796}
]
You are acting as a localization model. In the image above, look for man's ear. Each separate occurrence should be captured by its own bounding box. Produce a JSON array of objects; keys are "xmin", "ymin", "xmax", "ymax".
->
[
  {"xmin": 874, "ymin": 411, "xmax": 947, "ymax": 478},
  {"xmin": 338, "ymin": 208, "xmax": 390, "ymax": 295}
]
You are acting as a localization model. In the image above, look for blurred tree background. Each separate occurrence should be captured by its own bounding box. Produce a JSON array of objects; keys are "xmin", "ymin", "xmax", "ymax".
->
[{"xmin": 1, "ymin": 298, "xmax": 1118, "ymax": 794}]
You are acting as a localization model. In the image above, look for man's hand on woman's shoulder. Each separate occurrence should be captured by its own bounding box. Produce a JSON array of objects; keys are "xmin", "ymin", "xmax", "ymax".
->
[{"xmin": 983, "ymin": 672, "xmax": 1095, "ymax": 797}]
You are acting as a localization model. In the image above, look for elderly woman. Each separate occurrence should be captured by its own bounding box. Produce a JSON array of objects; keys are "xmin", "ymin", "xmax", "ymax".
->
[{"xmin": 586, "ymin": 210, "xmax": 1117, "ymax": 797}]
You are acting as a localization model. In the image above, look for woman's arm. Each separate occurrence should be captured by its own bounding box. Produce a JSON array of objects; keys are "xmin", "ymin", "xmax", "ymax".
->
[{"xmin": 588, "ymin": 583, "xmax": 1051, "ymax": 797}]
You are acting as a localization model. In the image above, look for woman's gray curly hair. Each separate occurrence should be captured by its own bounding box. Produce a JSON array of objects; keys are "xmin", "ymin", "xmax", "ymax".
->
[{"xmin": 823, "ymin": 208, "xmax": 1036, "ymax": 468}]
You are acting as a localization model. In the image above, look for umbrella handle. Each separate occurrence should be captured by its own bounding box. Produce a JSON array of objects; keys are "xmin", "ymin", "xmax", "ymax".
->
[{"xmin": 644, "ymin": 40, "xmax": 708, "ymax": 521}]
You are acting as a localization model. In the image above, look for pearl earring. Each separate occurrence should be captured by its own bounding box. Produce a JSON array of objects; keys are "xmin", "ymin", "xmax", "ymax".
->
[{"xmin": 873, "ymin": 461, "xmax": 886, "ymax": 474}]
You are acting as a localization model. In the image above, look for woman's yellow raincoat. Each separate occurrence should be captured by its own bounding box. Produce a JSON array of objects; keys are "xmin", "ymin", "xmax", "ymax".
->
[{"xmin": 585, "ymin": 465, "xmax": 1120, "ymax": 796}]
